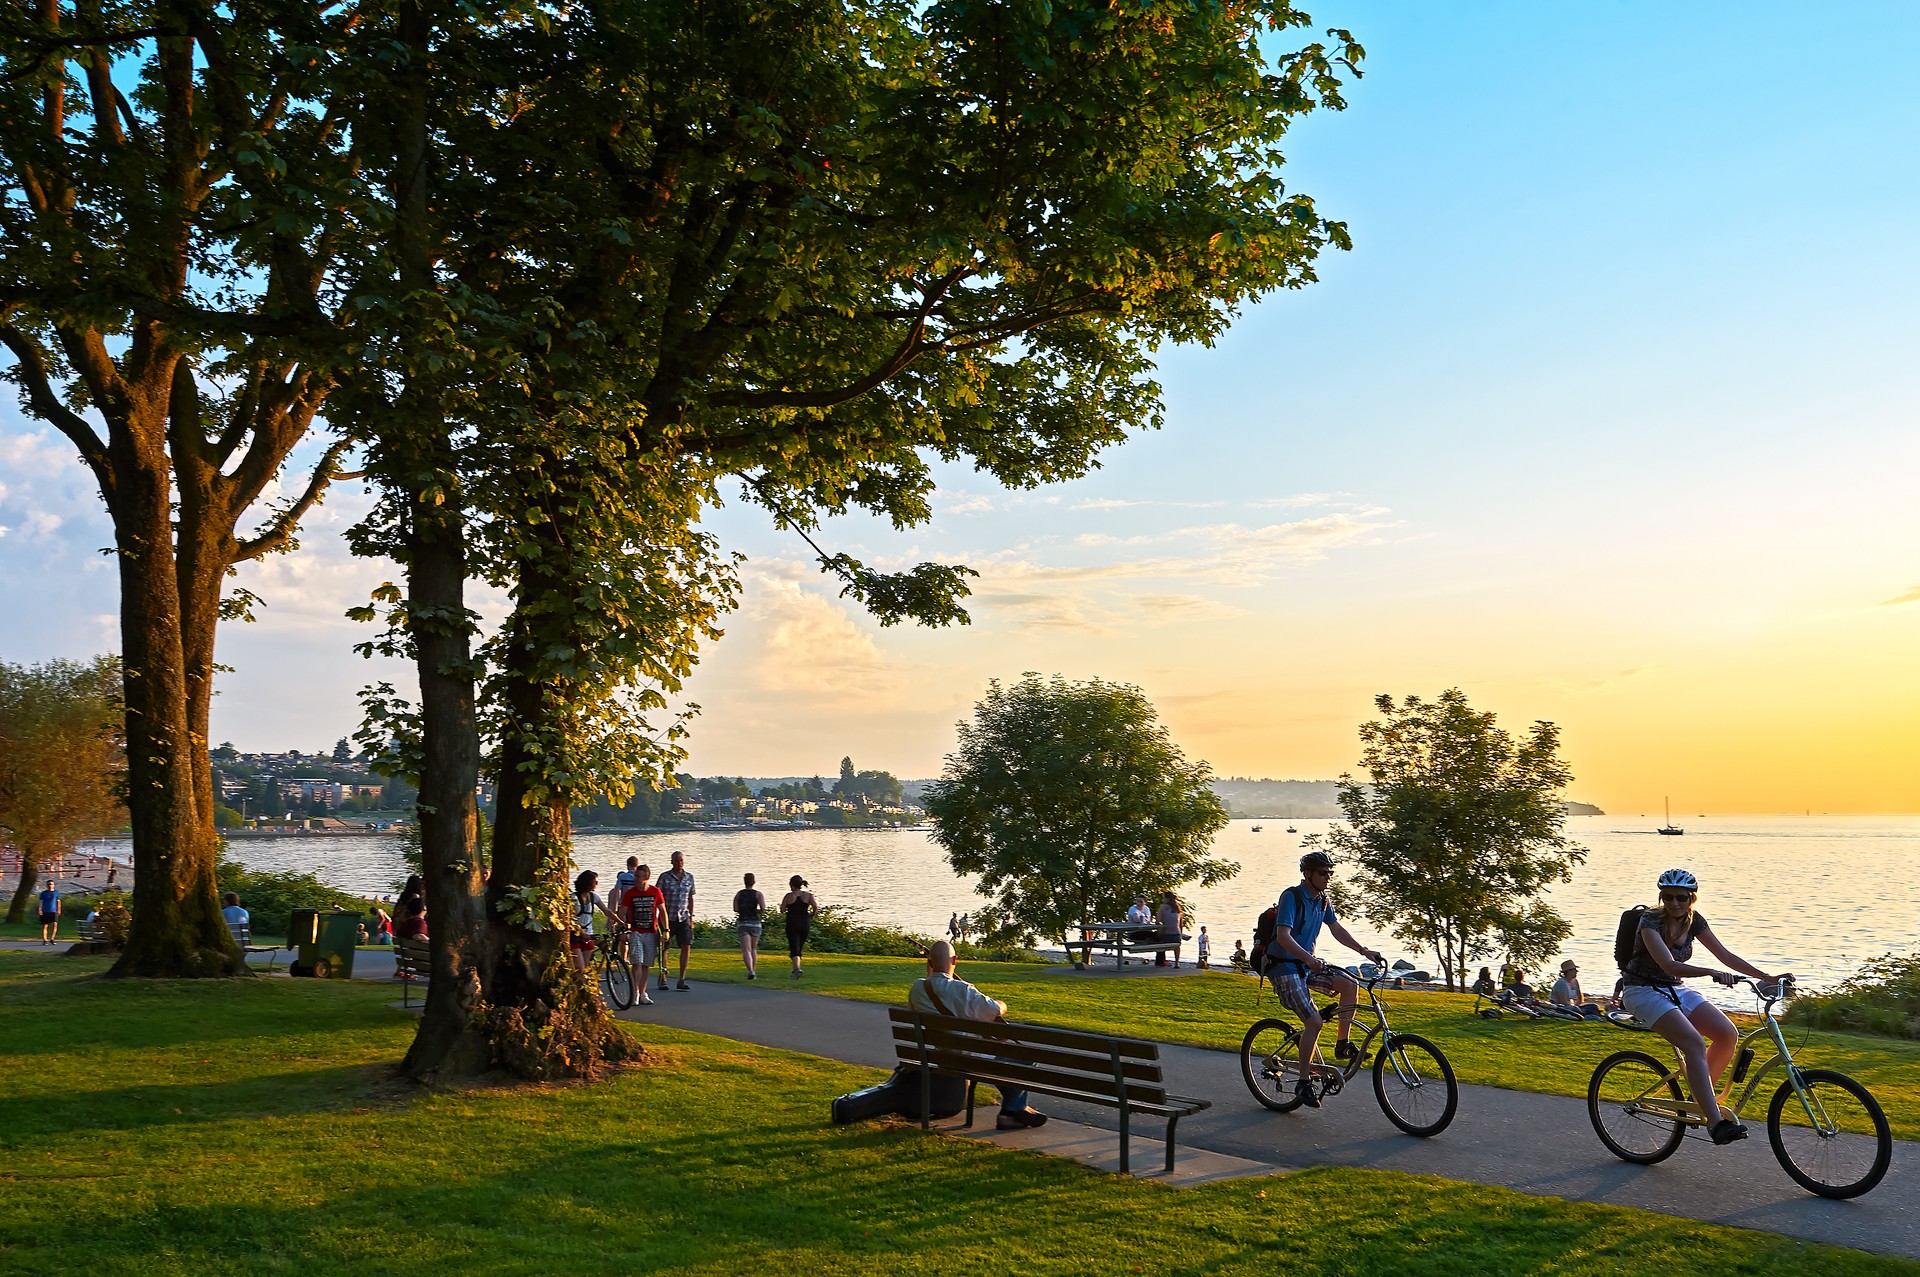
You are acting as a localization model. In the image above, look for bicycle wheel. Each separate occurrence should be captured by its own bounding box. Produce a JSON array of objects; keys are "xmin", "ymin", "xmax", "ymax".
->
[
  {"xmin": 600, "ymin": 946, "xmax": 635, "ymax": 1011},
  {"xmin": 1767, "ymin": 1069, "xmax": 1891, "ymax": 1199},
  {"xmin": 1588, "ymin": 1050, "xmax": 1686, "ymax": 1164},
  {"xmin": 1241, "ymin": 1018, "xmax": 1307, "ymax": 1112},
  {"xmin": 1372, "ymin": 1032, "xmax": 1458, "ymax": 1136}
]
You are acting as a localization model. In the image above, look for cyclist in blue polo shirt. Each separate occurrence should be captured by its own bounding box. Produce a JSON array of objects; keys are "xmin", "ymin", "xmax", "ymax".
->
[{"xmin": 1265, "ymin": 851, "xmax": 1382, "ymax": 1107}]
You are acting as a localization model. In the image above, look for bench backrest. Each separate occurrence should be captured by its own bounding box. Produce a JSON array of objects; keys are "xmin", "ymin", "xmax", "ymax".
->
[
  {"xmin": 227, "ymin": 921, "xmax": 252, "ymax": 948},
  {"xmin": 888, "ymin": 1007, "xmax": 1168, "ymax": 1106},
  {"xmin": 393, "ymin": 935, "xmax": 431, "ymax": 977}
]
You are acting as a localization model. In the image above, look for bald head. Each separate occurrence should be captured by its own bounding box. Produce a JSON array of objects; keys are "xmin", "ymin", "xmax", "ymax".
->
[{"xmin": 926, "ymin": 940, "xmax": 956, "ymax": 973}]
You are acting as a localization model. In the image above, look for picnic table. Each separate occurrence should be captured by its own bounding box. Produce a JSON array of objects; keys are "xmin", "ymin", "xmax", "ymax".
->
[{"xmin": 1071, "ymin": 921, "xmax": 1186, "ymax": 971}]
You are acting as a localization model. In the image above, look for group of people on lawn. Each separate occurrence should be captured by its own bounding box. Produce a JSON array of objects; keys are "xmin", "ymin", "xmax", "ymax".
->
[{"xmin": 567, "ymin": 853, "xmax": 822, "ymax": 1001}]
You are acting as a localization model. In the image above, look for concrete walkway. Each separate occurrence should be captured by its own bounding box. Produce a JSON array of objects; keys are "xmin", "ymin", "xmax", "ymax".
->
[{"xmin": 624, "ymin": 978, "xmax": 1920, "ymax": 1260}]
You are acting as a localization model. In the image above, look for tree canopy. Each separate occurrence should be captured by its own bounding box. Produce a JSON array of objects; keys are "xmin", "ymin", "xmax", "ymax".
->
[
  {"xmin": 0, "ymin": 656, "xmax": 127, "ymax": 923},
  {"xmin": 1326, "ymin": 689, "xmax": 1585, "ymax": 990},
  {"xmin": 927, "ymin": 674, "xmax": 1233, "ymax": 946}
]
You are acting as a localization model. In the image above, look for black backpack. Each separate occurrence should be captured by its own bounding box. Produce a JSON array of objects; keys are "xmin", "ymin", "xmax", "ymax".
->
[
  {"xmin": 1613, "ymin": 905, "xmax": 1651, "ymax": 971},
  {"xmin": 1250, "ymin": 905, "xmax": 1278, "ymax": 976}
]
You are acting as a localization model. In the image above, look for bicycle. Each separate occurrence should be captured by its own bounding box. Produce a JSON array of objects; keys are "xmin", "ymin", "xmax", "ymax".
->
[
  {"xmin": 593, "ymin": 925, "xmax": 635, "ymax": 1011},
  {"xmin": 1587, "ymin": 975, "xmax": 1892, "ymax": 1199},
  {"xmin": 1241, "ymin": 962, "xmax": 1459, "ymax": 1136}
]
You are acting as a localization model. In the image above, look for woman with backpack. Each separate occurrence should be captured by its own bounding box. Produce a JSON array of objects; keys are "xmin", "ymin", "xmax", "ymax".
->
[{"xmin": 1618, "ymin": 868, "xmax": 1789, "ymax": 1146}]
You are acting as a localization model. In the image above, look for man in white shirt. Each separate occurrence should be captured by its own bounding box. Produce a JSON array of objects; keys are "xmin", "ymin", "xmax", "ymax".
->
[{"xmin": 907, "ymin": 942, "xmax": 1047, "ymax": 1131}]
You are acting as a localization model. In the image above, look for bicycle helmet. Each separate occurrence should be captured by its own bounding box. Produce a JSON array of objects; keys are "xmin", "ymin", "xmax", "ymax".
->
[
  {"xmin": 1655, "ymin": 868, "xmax": 1697, "ymax": 892},
  {"xmin": 1299, "ymin": 851, "xmax": 1336, "ymax": 873}
]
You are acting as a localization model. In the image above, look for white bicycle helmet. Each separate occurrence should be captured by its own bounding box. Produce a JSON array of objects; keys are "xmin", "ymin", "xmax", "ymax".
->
[{"xmin": 1656, "ymin": 867, "xmax": 1698, "ymax": 892}]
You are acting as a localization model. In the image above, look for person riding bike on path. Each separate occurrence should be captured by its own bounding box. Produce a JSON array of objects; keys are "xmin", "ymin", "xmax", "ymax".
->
[
  {"xmin": 1265, "ymin": 851, "xmax": 1383, "ymax": 1108},
  {"xmin": 1620, "ymin": 868, "xmax": 1789, "ymax": 1146}
]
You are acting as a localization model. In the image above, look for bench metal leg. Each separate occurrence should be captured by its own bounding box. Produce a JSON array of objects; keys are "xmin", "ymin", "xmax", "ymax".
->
[
  {"xmin": 1119, "ymin": 1099, "xmax": 1130, "ymax": 1175},
  {"xmin": 1163, "ymin": 1113, "xmax": 1181, "ymax": 1174},
  {"xmin": 963, "ymin": 1079, "xmax": 977, "ymax": 1129}
]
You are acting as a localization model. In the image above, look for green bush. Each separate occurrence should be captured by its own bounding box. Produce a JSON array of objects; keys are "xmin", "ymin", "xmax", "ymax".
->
[
  {"xmin": 1792, "ymin": 953, "xmax": 1920, "ymax": 1039},
  {"xmin": 688, "ymin": 904, "xmax": 1044, "ymax": 963},
  {"xmin": 214, "ymin": 855, "xmax": 383, "ymax": 942}
]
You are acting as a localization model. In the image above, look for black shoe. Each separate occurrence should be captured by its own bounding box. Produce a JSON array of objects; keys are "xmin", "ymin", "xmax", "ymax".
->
[
  {"xmin": 675, "ymin": 980, "xmax": 691, "ymax": 991},
  {"xmin": 1294, "ymin": 1079, "xmax": 1321, "ymax": 1108},
  {"xmin": 1334, "ymin": 1040, "xmax": 1361, "ymax": 1064},
  {"xmin": 1709, "ymin": 1119, "xmax": 1749, "ymax": 1145}
]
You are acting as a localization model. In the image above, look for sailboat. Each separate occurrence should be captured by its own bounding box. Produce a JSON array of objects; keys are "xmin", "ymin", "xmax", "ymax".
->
[
  {"xmin": 1657, "ymin": 797, "xmax": 1685, "ymax": 836},
  {"xmin": 1285, "ymin": 824, "xmax": 1298, "ymax": 833}
]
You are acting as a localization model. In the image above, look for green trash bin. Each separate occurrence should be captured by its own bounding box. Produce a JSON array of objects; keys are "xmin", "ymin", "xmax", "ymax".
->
[{"xmin": 288, "ymin": 908, "xmax": 361, "ymax": 979}]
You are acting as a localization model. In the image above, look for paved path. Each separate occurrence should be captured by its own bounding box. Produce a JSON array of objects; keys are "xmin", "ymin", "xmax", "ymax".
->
[{"xmin": 626, "ymin": 979, "xmax": 1920, "ymax": 1260}]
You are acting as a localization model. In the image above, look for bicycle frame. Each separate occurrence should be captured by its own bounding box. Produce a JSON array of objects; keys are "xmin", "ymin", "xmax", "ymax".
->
[
  {"xmin": 1618, "ymin": 980, "xmax": 1841, "ymax": 1135},
  {"xmin": 1301, "ymin": 972, "xmax": 1412, "ymax": 1084}
]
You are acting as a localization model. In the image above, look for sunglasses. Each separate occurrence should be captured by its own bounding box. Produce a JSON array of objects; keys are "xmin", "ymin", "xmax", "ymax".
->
[{"xmin": 1659, "ymin": 891, "xmax": 1695, "ymax": 904}]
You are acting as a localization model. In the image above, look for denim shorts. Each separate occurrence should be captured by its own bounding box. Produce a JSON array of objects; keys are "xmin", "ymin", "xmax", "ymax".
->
[{"xmin": 1620, "ymin": 982, "xmax": 1708, "ymax": 1026}]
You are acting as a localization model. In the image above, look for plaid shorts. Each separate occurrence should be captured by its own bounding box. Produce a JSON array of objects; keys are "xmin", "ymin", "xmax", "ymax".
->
[{"xmin": 1270, "ymin": 966, "xmax": 1339, "ymax": 1020}]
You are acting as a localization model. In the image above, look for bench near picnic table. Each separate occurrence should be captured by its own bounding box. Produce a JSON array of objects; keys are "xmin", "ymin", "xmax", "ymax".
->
[{"xmin": 888, "ymin": 1007, "xmax": 1210, "ymax": 1174}]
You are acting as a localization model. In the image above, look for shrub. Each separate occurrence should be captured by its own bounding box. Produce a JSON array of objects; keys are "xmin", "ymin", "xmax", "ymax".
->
[
  {"xmin": 1792, "ymin": 953, "xmax": 1920, "ymax": 1039},
  {"xmin": 214, "ymin": 854, "xmax": 382, "ymax": 942},
  {"xmin": 688, "ymin": 904, "xmax": 1044, "ymax": 963}
]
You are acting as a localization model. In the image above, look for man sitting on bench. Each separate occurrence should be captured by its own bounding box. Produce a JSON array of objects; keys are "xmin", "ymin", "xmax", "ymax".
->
[{"xmin": 908, "ymin": 941, "xmax": 1048, "ymax": 1131}]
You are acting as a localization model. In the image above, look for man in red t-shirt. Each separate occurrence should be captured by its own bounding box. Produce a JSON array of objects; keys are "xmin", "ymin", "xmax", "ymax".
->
[{"xmin": 616, "ymin": 864, "xmax": 668, "ymax": 1006}]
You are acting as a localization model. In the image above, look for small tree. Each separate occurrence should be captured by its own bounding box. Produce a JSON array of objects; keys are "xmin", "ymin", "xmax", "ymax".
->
[
  {"xmin": 0, "ymin": 657, "xmax": 127, "ymax": 922},
  {"xmin": 927, "ymin": 674, "xmax": 1233, "ymax": 948},
  {"xmin": 1327, "ymin": 689, "xmax": 1584, "ymax": 990}
]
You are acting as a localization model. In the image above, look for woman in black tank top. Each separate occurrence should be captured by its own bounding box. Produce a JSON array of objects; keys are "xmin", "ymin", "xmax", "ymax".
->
[
  {"xmin": 780, "ymin": 875, "xmax": 817, "ymax": 979},
  {"xmin": 733, "ymin": 873, "xmax": 765, "ymax": 979}
]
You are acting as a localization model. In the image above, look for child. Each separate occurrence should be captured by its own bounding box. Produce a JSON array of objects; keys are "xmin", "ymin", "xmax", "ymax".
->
[
  {"xmin": 1230, "ymin": 938, "xmax": 1248, "ymax": 974},
  {"xmin": 1196, "ymin": 926, "xmax": 1212, "ymax": 970}
]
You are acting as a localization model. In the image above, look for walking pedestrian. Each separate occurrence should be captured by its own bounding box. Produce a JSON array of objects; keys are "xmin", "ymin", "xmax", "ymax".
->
[
  {"xmin": 38, "ymin": 884, "xmax": 61, "ymax": 944},
  {"xmin": 656, "ymin": 851, "xmax": 696, "ymax": 991},
  {"xmin": 615, "ymin": 863, "xmax": 666, "ymax": 1005},
  {"xmin": 781, "ymin": 875, "xmax": 818, "ymax": 978},
  {"xmin": 734, "ymin": 873, "xmax": 766, "ymax": 979},
  {"xmin": 948, "ymin": 912, "xmax": 959, "ymax": 943}
]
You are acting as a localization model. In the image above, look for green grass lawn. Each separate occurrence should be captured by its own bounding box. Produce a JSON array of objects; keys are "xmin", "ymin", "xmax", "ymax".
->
[
  {"xmin": 692, "ymin": 954, "xmax": 1920, "ymax": 1142},
  {"xmin": 1, "ymin": 950, "xmax": 1911, "ymax": 1275}
]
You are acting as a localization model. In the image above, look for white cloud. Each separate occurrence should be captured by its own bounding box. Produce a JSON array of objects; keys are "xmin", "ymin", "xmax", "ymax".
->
[
  {"xmin": 941, "ymin": 492, "xmax": 996, "ymax": 515},
  {"xmin": 1878, "ymin": 585, "xmax": 1920, "ymax": 607}
]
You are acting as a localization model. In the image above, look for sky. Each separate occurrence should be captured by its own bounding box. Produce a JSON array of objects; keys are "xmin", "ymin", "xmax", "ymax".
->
[{"xmin": 3, "ymin": 3, "xmax": 1917, "ymax": 813}]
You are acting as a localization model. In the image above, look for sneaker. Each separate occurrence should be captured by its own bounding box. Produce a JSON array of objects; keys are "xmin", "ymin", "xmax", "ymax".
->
[
  {"xmin": 657, "ymin": 980, "xmax": 670, "ymax": 992},
  {"xmin": 638, "ymin": 993, "xmax": 655, "ymax": 1006},
  {"xmin": 1294, "ymin": 1079, "xmax": 1321, "ymax": 1108},
  {"xmin": 1334, "ymin": 1040, "xmax": 1361, "ymax": 1064},
  {"xmin": 675, "ymin": 981, "xmax": 691, "ymax": 991},
  {"xmin": 747, "ymin": 972, "xmax": 757, "ymax": 980},
  {"xmin": 1709, "ymin": 1119, "xmax": 1749, "ymax": 1145}
]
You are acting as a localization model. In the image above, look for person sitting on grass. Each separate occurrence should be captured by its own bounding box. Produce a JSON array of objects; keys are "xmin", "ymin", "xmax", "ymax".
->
[
  {"xmin": 1550, "ymin": 960, "xmax": 1603, "ymax": 1016},
  {"xmin": 907, "ymin": 941, "xmax": 1048, "ymax": 1131},
  {"xmin": 1470, "ymin": 966, "xmax": 1498, "ymax": 997},
  {"xmin": 1230, "ymin": 938, "xmax": 1248, "ymax": 973}
]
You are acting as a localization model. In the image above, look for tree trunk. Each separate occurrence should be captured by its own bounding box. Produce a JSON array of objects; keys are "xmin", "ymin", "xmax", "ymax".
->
[
  {"xmin": 108, "ymin": 436, "xmax": 242, "ymax": 978},
  {"xmin": 5, "ymin": 855, "xmax": 41, "ymax": 924}
]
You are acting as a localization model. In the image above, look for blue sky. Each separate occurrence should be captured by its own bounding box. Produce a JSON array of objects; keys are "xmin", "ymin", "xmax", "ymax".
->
[{"xmin": 4, "ymin": 2, "xmax": 1917, "ymax": 809}]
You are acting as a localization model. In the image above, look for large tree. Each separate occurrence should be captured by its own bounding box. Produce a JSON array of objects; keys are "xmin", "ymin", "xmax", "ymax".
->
[
  {"xmin": 330, "ymin": 0, "xmax": 1364, "ymax": 1079},
  {"xmin": 0, "ymin": 656, "xmax": 126, "ymax": 922},
  {"xmin": 1, "ymin": 0, "xmax": 364, "ymax": 974},
  {"xmin": 1327, "ymin": 689, "xmax": 1586, "ymax": 990},
  {"xmin": 927, "ymin": 674, "xmax": 1234, "ymax": 947}
]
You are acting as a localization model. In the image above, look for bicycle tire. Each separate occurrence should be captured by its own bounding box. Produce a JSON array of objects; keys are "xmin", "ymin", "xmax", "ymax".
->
[
  {"xmin": 1240, "ymin": 1018, "xmax": 1306, "ymax": 1112},
  {"xmin": 600, "ymin": 947, "xmax": 635, "ymax": 1011},
  {"xmin": 1767, "ymin": 1069, "xmax": 1891, "ymax": 1199},
  {"xmin": 1588, "ymin": 1050, "xmax": 1686, "ymax": 1164},
  {"xmin": 1372, "ymin": 1032, "xmax": 1457, "ymax": 1136}
]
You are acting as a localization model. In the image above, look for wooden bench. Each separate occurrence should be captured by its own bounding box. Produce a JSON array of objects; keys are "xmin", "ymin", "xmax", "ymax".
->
[
  {"xmin": 1075, "ymin": 934, "xmax": 1191, "ymax": 970},
  {"xmin": 228, "ymin": 921, "xmax": 285, "ymax": 972},
  {"xmin": 888, "ymin": 1007, "xmax": 1210, "ymax": 1174},
  {"xmin": 393, "ymin": 935, "xmax": 431, "ymax": 1007},
  {"xmin": 75, "ymin": 916, "xmax": 104, "ymax": 942}
]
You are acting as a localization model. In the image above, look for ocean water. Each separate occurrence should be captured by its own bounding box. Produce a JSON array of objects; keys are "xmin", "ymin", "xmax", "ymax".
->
[{"xmin": 180, "ymin": 813, "xmax": 1916, "ymax": 994}]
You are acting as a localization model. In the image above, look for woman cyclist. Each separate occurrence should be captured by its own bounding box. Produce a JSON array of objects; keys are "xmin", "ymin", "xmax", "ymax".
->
[{"xmin": 1620, "ymin": 868, "xmax": 1789, "ymax": 1145}]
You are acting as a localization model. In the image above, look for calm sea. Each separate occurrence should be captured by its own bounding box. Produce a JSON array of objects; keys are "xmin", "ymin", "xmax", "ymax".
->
[{"xmin": 151, "ymin": 814, "xmax": 1914, "ymax": 993}]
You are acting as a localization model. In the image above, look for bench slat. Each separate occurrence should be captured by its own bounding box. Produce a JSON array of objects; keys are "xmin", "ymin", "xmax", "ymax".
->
[
  {"xmin": 905, "ymin": 1051, "xmax": 1171, "ymax": 1105},
  {"xmin": 886, "ymin": 1008, "xmax": 1158, "ymax": 1059},
  {"xmin": 890, "ymin": 1026, "xmax": 1166, "ymax": 1083}
]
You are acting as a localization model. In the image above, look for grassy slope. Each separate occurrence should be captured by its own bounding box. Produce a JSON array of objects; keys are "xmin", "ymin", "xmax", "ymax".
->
[
  {"xmin": 695, "ymin": 956, "xmax": 1920, "ymax": 1141},
  {"xmin": 0, "ymin": 952, "xmax": 1911, "ymax": 1276}
]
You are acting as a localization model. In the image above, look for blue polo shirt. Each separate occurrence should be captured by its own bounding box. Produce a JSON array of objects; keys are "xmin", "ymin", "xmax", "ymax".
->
[
  {"xmin": 1268, "ymin": 884, "xmax": 1335, "ymax": 971},
  {"xmin": 38, "ymin": 887, "xmax": 60, "ymax": 915}
]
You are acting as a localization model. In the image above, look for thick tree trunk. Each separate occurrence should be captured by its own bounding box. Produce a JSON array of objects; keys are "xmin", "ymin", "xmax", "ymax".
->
[
  {"xmin": 108, "ymin": 441, "xmax": 241, "ymax": 978},
  {"xmin": 5, "ymin": 857, "xmax": 41, "ymax": 924}
]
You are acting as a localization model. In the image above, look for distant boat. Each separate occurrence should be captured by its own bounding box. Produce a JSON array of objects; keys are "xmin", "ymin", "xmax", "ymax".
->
[
  {"xmin": 1657, "ymin": 796, "xmax": 1685, "ymax": 836},
  {"xmin": 1286, "ymin": 825, "xmax": 1298, "ymax": 833},
  {"xmin": 1251, "ymin": 825, "xmax": 1263, "ymax": 832}
]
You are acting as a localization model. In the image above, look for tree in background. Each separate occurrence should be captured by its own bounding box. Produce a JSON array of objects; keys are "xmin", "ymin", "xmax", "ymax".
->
[
  {"xmin": 1326, "ymin": 689, "xmax": 1585, "ymax": 990},
  {"xmin": 927, "ymin": 675, "xmax": 1233, "ymax": 948},
  {"xmin": 0, "ymin": 657, "xmax": 126, "ymax": 922},
  {"xmin": 832, "ymin": 760, "xmax": 903, "ymax": 809},
  {"xmin": 1, "ymin": 0, "xmax": 365, "ymax": 975}
]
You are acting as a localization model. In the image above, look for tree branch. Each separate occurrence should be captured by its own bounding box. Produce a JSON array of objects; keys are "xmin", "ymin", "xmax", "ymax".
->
[
  {"xmin": 232, "ymin": 435, "xmax": 352, "ymax": 562},
  {"xmin": 0, "ymin": 325, "xmax": 113, "ymax": 489}
]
